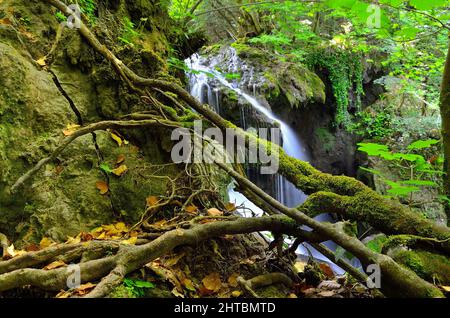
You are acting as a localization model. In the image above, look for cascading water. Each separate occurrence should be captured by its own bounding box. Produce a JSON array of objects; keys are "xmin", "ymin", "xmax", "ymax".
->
[{"xmin": 186, "ymin": 50, "xmax": 344, "ymax": 271}]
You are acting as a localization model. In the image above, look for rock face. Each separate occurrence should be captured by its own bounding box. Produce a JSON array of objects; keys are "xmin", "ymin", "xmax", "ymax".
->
[{"xmin": 0, "ymin": 0, "xmax": 184, "ymax": 243}]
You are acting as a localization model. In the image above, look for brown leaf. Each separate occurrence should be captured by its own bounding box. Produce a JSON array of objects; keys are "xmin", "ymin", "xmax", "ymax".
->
[
  {"xmin": 55, "ymin": 290, "xmax": 71, "ymax": 298},
  {"xmin": 25, "ymin": 244, "xmax": 40, "ymax": 252},
  {"xmin": 95, "ymin": 181, "xmax": 109, "ymax": 195},
  {"xmin": 44, "ymin": 260, "xmax": 66, "ymax": 270},
  {"xmin": 318, "ymin": 290, "xmax": 335, "ymax": 297},
  {"xmin": 202, "ymin": 272, "xmax": 222, "ymax": 292},
  {"xmin": 146, "ymin": 196, "xmax": 159, "ymax": 206},
  {"xmin": 319, "ymin": 263, "xmax": 335, "ymax": 279},
  {"xmin": 73, "ymin": 283, "xmax": 96, "ymax": 296},
  {"xmin": 116, "ymin": 154, "xmax": 126, "ymax": 164},
  {"xmin": 185, "ymin": 205, "xmax": 198, "ymax": 215},
  {"xmin": 207, "ymin": 208, "xmax": 223, "ymax": 217},
  {"xmin": 318, "ymin": 280, "xmax": 341, "ymax": 290},
  {"xmin": 80, "ymin": 232, "xmax": 94, "ymax": 242},
  {"xmin": 0, "ymin": 18, "xmax": 12, "ymax": 25},
  {"xmin": 112, "ymin": 164, "xmax": 128, "ymax": 176}
]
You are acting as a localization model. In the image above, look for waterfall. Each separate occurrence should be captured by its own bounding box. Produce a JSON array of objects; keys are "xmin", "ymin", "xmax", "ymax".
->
[{"xmin": 186, "ymin": 51, "xmax": 346, "ymax": 272}]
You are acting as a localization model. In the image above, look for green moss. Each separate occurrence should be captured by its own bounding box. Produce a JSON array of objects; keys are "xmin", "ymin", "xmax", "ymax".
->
[
  {"xmin": 393, "ymin": 249, "xmax": 450, "ymax": 284},
  {"xmin": 231, "ymin": 41, "xmax": 265, "ymax": 60},
  {"xmin": 315, "ymin": 127, "xmax": 336, "ymax": 153}
]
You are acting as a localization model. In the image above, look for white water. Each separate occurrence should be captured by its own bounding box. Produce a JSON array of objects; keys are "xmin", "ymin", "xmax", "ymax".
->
[{"xmin": 186, "ymin": 52, "xmax": 344, "ymax": 271}]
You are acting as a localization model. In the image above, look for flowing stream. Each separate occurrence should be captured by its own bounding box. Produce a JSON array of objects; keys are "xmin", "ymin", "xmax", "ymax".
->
[{"xmin": 186, "ymin": 52, "xmax": 344, "ymax": 271}]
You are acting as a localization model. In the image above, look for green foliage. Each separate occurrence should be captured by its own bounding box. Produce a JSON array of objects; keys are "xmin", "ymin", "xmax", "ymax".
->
[
  {"xmin": 349, "ymin": 110, "xmax": 394, "ymax": 139},
  {"xmin": 100, "ymin": 163, "xmax": 113, "ymax": 174},
  {"xmin": 123, "ymin": 278, "xmax": 155, "ymax": 297},
  {"xmin": 119, "ymin": 17, "xmax": 141, "ymax": 46},
  {"xmin": 307, "ymin": 48, "xmax": 364, "ymax": 125},
  {"xmin": 357, "ymin": 139, "xmax": 441, "ymax": 198},
  {"xmin": 78, "ymin": 0, "xmax": 96, "ymax": 22},
  {"xmin": 55, "ymin": 11, "xmax": 67, "ymax": 22}
]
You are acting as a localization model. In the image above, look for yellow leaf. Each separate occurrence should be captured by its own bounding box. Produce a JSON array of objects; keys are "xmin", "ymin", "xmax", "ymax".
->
[
  {"xmin": 121, "ymin": 236, "xmax": 137, "ymax": 245},
  {"xmin": 39, "ymin": 237, "xmax": 55, "ymax": 249},
  {"xmin": 55, "ymin": 290, "xmax": 71, "ymax": 298},
  {"xmin": 207, "ymin": 208, "xmax": 223, "ymax": 217},
  {"xmin": 182, "ymin": 278, "xmax": 196, "ymax": 292},
  {"xmin": 185, "ymin": 205, "xmax": 198, "ymax": 215},
  {"xmin": 36, "ymin": 57, "xmax": 46, "ymax": 67},
  {"xmin": 441, "ymin": 286, "xmax": 450, "ymax": 292},
  {"xmin": 114, "ymin": 222, "xmax": 128, "ymax": 232},
  {"xmin": 227, "ymin": 273, "xmax": 240, "ymax": 288},
  {"xmin": 225, "ymin": 202, "xmax": 236, "ymax": 212},
  {"xmin": 146, "ymin": 196, "xmax": 159, "ymax": 206},
  {"xmin": 63, "ymin": 123, "xmax": 80, "ymax": 136},
  {"xmin": 112, "ymin": 165, "xmax": 128, "ymax": 176},
  {"xmin": 165, "ymin": 253, "xmax": 186, "ymax": 267},
  {"xmin": 95, "ymin": 181, "xmax": 109, "ymax": 195},
  {"xmin": 110, "ymin": 132, "xmax": 123, "ymax": 146},
  {"xmin": 4, "ymin": 244, "xmax": 25, "ymax": 258},
  {"xmin": 202, "ymin": 272, "xmax": 222, "ymax": 292},
  {"xmin": 231, "ymin": 290, "xmax": 241, "ymax": 297},
  {"xmin": 44, "ymin": 260, "xmax": 66, "ymax": 270},
  {"xmin": 65, "ymin": 235, "xmax": 81, "ymax": 245}
]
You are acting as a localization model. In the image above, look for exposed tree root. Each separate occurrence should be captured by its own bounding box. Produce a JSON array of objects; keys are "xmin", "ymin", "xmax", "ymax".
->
[
  {"xmin": 0, "ymin": 215, "xmax": 314, "ymax": 297},
  {"xmin": 7, "ymin": 0, "xmax": 443, "ymax": 298}
]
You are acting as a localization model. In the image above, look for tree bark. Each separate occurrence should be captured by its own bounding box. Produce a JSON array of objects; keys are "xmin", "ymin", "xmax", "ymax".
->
[{"xmin": 441, "ymin": 34, "xmax": 450, "ymax": 226}]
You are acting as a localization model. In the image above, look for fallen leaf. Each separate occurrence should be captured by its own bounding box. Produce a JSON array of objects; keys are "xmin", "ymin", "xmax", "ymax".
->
[
  {"xmin": 80, "ymin": 232, "xmax": 93, "ymax": 241},
  {"xmin": 36, "ymin": 57, "xmax": 46, "ymax": 67},
  {"xmin": 146, "ymin": 196, "xmax": 159, "ymax": 206},
  {"xmin": 73, "ymin": 283, "xmax": 96, "ymax": 296},
  {"xmin": 112, "ymin": 164, "xmax": 128, "ymax": 176},
  {"xmin": 202, "ymin": 272, "xmax": 222, "ymax": 292},
  {"xmin": 121, "ymin": 236, "xmax": 137, "ymax": 245},
  {"xmin": 116, "ymin": 154, "xmax": 126, "ymax": 164},
  {"xmin": 4, "ymin": 244, "xmax": 26, "ymax": 258},
  {"xmin": 181, "ymin": 278, "xmax": 196, "ymax": 292},
  {"xmin": 171, "ymin": 287, "xmax": 185, "ymax": 298},
  {"xmin": 25, "ymin": 244, "xmax": 40, "ymax": 252},
  {"xmin": 185, "ymin": 205, "xmax": 198, "ymax": 215},
  {"xmin": 114, "ymin": 222, "xmax": 128, "ymax": 232},
  {"xmin": 110, "ymin": 132, "xmax": 123, "ymax": 146},
  {"xmin": 44, "ymin": 260, "xmax": 66, "ymax": 270},
  {"xmin": 165, "ymin": 253, "xmax": 186, "ymax": 267},
  {"xmin": 288, "ymin": 293, "xmax": 298, "ymax": 298},
  {"xmin": 231, "ymin": 290, "xmax": 241, "ymax": 297},
  {"xmin": 318, "ymin": 290, "xmax": 335, "ymax": 297},
  {"xmin": 95, "ymin": 181, "xmax": 109, "ymax": 195},
  {"xmin": 224, "ymin": 202, "xmax": 236, "ymax": 212},
  {"xmin": 318, "ymin": 280, "xmax": 341, "ymax": 290},
  {"xmin": 207, "ymin": 208, "xmax": 223, "ymax": 217},
  {"xmin": 63, "ymin": 123, "xmax": 80, "ymax": 136},
  {"xmin": 227, "ymin": 273, "xmax": 240, "ymax": 287},
  {"xmin": 440, "ymin": 286, "xmax": 450, "ymax": 292},
  {"xmin": 65, "ymin": 235, "xmax": 81, "ymax": 245},
  {"xmin": 39, "ymin": 237, "xmax": 55, "ymax": 249},
  {"xmin": 55, "ymin": 290, "xmax": 71, "ymax": 298},
  {"xmin": 319, "ymin": 263, "xmax": 335, "ymax": 279},
  {"xmin": 0, "ymin": 18, "xmax": 12, "ymax": 25}
]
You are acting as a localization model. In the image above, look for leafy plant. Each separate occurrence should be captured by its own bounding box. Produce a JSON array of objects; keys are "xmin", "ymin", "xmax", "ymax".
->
[
  {"xmin": 358, "ymin": 139, "xmax": 442, "ymax": 201},
  {"xmin": 123, "ymin": 278, "xmax": 155, "ymax": 297},
  {"xmin": 119, "ymin": 17, "xmax": 140, "ymax": 46}
]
